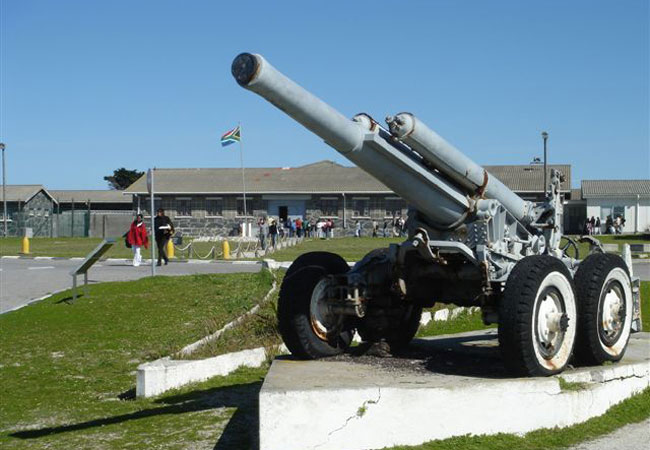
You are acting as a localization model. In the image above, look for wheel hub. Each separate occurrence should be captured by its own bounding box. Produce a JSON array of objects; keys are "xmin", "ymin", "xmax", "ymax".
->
[
  {"xmin": 536, "ymin": 290, "xmax": 567, "ymax": 359},
  {"xmin": 601, "ymin": 286, "xmax": 624, "ymax": 338},
  {"xmin": 310, "ymin": 278, "xmax": 335, "ymax": 341}
]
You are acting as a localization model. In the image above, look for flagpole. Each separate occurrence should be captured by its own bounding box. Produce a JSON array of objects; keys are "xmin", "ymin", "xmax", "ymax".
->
[{"xmin": 239, "ymin": 122, "xmax": 248, "ymax": 237}]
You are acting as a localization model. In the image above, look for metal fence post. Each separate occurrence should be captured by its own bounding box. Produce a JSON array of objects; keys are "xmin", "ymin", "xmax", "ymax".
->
[{"xmin": 71, "ymin": 199, "xmax": 75, "ymax": 237}]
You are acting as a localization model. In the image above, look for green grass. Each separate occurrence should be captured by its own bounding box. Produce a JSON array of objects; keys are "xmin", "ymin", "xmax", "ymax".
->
[
  {"xmin": 269, "ymin": 236, "xmax": 403, "ymax": 261},
  {"xmin": 563, "ymin": 234, "xmax": 650, "ymax": 259},
  {"xmin": 0, "ymin": 270, "xmax": 273, "ymax": 449},
  {"xmin": 0, "ymin": 236, "xmax": 236, "ymax": 261},
  {"xmin": 184, "ymin": 273, "xmax": 285, "ymax": 360},
  {"xmin": 0, "ymin": 260, "xmax": 647, "ymax": 448},
  {"xmin": 417, "ymin": 308, "xmax": 494, "ymax": 338},
  {"xmin": 558, "ymin": 377, "xmax": 589, "ymax": 391},
  {"xmin": 388, "ymin": 388, "xmax": 650, "ymax": 450},
  {"xmin": 2, "ymin": 234, "xmax": 647, "ymax": 262}
]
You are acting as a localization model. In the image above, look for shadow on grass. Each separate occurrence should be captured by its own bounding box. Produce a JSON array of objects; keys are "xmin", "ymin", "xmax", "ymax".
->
[
  {"xmin": 54, "ymin": 294, "xmax": 83, "ymax": 304},
  {"xmin": 608, "ymin": 234, "xmax": 650, "ymax": 241},
  {"xmin": 10, "ymin": 380, "xmax": 262, "ymax": 450}
]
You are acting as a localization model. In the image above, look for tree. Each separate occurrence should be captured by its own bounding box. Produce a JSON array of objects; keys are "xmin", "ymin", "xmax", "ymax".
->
[{"xmin": 104, "ymin": 168, "xmax": 144, "ymax": 190}]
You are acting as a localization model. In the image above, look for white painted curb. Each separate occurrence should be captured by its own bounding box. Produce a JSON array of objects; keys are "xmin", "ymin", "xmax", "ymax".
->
[{"xmin": 137, "ymin": 347, "xmax": 269, "ymax": 398}]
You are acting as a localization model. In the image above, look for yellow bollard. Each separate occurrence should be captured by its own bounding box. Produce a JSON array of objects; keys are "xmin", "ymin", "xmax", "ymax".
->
[
  {"xmin": 21, "ymin": 236, "xmax": 30, "ymax": 254},
  {"xmin": 167, "ymin": 239, "xmax": 175, "ymax": 259},
  {"xmin": 223, "ymin": 240, "xmax": 230, "ymax": 260}
]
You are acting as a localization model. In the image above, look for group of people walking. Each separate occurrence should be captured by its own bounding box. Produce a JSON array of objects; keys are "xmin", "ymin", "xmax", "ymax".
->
[
  {"xmin": 583, "ymin": 215, "xmax": 626, "ymax": 235},
  {"xmin": 257, "ymin": 216, "xmax": 331, "ymax": 250},
  {"xmin": 356, "ymin": 216, "xmax": 407, "ymax": 238},
  {"xmin": 125, "ymin": 209, "xmax": 175, "ymax": 267}
]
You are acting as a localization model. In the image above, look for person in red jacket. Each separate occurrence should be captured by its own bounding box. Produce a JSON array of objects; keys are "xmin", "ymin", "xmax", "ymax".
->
[{"xmin": 126, "ymin": 214, "xmax": 149, "ymax": 267}]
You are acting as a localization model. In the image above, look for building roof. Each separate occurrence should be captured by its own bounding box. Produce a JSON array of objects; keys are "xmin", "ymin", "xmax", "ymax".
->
[
  {"xmin": 581, "ymin": 180, "xmax": 650, "ymax": 198},
  {"xmin": 0, "ymin": 185, "xmax": 57, "ymax": 203},
  {"xmin": 126, "ymin": 161, "xmax": 392, "ymax": 194},
  {"xmin": 49, "ymin": 190, "xmax": 132, "ymax": 204},
  {"xmin": 125, "ymin": 161, "xmax": 572, "ymax": 196},
  {"xmin": 570, "ymin": 188, "xmax": 583, "ymax": 201},
  {"xmin": 484, "ymin": 164, "xmax": 571, "ymax": 193}
]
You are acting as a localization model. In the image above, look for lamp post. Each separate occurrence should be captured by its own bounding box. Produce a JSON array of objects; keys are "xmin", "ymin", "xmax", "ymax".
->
[
  {"xmin": 541, "ymin": 132, "xmax": 549, "ymax": 198},
  {"xmin": 1, "ymin": 143, "xmax": 6, "ymax": 237}
]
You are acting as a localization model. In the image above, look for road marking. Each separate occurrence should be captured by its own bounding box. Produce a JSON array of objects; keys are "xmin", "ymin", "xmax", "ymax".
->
[{"xmin": 28, "ymin": 266, "xmax": 55, "ymax": 270}]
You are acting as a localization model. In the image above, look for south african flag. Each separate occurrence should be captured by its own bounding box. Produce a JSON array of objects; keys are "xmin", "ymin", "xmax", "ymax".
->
[{"xmin": 221, "ymin": 125, "xmax": 241, "ymax": 147}]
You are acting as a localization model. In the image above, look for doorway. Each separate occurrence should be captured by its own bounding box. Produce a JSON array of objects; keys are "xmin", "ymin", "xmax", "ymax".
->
[{"xmin": 279, "ymin": 206, "xmax": 288, "ymax": 222}]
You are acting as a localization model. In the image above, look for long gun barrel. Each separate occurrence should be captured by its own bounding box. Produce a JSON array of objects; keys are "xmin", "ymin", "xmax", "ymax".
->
[
  {"xmin": 231, "ymin": 53, "xmax": 532, "ymax": 228},
  {"xmin": 387, "ymin": 113, "xmax": 531, "ymax": 222}
]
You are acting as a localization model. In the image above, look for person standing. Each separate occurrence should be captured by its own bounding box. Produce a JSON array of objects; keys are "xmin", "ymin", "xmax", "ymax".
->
[
  {"xmin": 269, "ymin": 219, "xmax": 278, "ymax": 248},
  {"xmin": 296, "ymin": 217, "xmax": 303, "ymax": 238},
  {"xmin": 126, "ymin": 214, "xmax": 148, "ymax": 267},
  {"xmin": 595, "ymin": 217, "xmax": 601, "ymax": 235},
  {"xmin": 355, "ymin": 220, "xmax": 361, "ymax": 237},
  {"xmin": 258, "ymin": 217, "xmax": 267, "ymax": 250},
  {"xmin": 154, "ymin": 208, "xmax": 175, "ymax": 266}
]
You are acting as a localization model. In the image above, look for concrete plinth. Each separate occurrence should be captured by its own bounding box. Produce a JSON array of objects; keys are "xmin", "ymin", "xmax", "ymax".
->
[{"xmin": 259, "ymin": 330, "xmax": 650, "ymax": 450}]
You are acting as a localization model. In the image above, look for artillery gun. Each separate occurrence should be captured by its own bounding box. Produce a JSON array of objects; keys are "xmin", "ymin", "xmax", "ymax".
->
[{"xmin": 231, "ymin": 53, "xmax": 642, "ymax": 376}]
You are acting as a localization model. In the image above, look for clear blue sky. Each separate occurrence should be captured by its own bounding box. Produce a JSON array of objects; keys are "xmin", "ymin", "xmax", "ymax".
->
[{"xmin": 1, "ymin": 0, "xmax": 648, "ymax": 189}]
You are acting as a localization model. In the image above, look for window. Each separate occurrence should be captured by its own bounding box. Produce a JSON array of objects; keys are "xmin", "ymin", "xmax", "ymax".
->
[
  {"xmin": 142, "ymin": 197, "xmax": 162, "ymax": 217},
  {"xmin": 237, "ymin": 198, "xmax": 253, "ymax": 217},
  {"xmin": 352, "ymin": 198, "xmax": 369, "ymax": 218},
  {"xmin": 206, "ymin": 198, "xmax": 223, "ymax": 217},
  {"xmin": 385, "ymin": 198, "xmax": 404, "ymax": 218},
  {"xmin": 600, "ymin": 205, "xmax": 625, "ymax": 221},
  {"xmin": 613, "ymin": 206, "xmax": 625, "ymax": 220},
  {"xmin": 320, "ymin": 198, "xmax": 338, "ymax": 217},
  {"xmin": 176, "ymin": 198, "xmax": 192, "ymax": 217}
]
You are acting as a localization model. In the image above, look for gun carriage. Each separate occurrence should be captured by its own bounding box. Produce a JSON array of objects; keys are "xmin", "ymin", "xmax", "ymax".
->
[{"xmin": 232, "ymin": 53, "xmax": 641, "ymax": 376}]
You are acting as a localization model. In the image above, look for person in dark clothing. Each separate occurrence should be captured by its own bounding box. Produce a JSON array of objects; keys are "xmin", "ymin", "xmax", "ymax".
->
[
  {"xmin": 154, "ymin": 208, "xmax": 175, "ymax": 266},
  {"xmin": 269, "ymin": 219, "xmax": 278, "ymax": 248}
]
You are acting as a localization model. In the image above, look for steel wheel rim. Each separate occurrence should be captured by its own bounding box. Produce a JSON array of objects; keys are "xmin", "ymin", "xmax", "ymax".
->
[
  {"xmin": 599, "ymin": 280, "xmax": 626, "ymax": 347},
  {"xmin": 534, "ymin": 286, "xmax": 567, "ymax": 360},
  {"xmin": 309, "ymin": 278, "xmax": 334, "ymax": 341}
]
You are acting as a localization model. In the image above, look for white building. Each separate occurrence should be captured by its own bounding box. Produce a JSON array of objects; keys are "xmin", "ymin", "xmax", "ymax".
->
[{"xmin": 582, "ymin": 180, "xmax": 650, "ymax": 234}]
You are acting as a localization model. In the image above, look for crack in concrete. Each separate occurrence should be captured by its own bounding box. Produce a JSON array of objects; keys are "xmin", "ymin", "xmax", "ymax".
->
[
  {"xmin": 593, "ymin": 373, "xmax": 648, "ymax": 384},
  {"xmin": 511, "ymin": 371, "xmax": 648, "ymax": 398},
  {"xmin": 314, "ymin": 386, "xmax": 382, "ymax": 449}
]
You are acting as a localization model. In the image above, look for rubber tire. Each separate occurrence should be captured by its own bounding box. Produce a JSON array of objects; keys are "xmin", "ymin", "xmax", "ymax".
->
[
  {"xmin": 278, "ymin": 252, "xmax": 352, "ymax": 359},
  {"xmin": 285, "ymin": 251, "xmax": 350, "ymax": 278},
  {"xmin": 498, "ymin": 255, "xmax": 578, "ymax": 377},
  {"xmin": 573, "ymin": 253, "xmax": 633, "ymax": 365},
  {"xmin": 386, "ymin": 305, "xmax": 423, "ymax": 350}
]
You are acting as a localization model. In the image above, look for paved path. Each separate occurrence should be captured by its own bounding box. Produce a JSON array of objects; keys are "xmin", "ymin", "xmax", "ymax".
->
[
  {"xmin": 0, "ymin": 258, "xmax": 261, "ymax": 314},
  {"xmin": 570, "ymin": 418, "xmax": 650, "ymax": 450}
]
